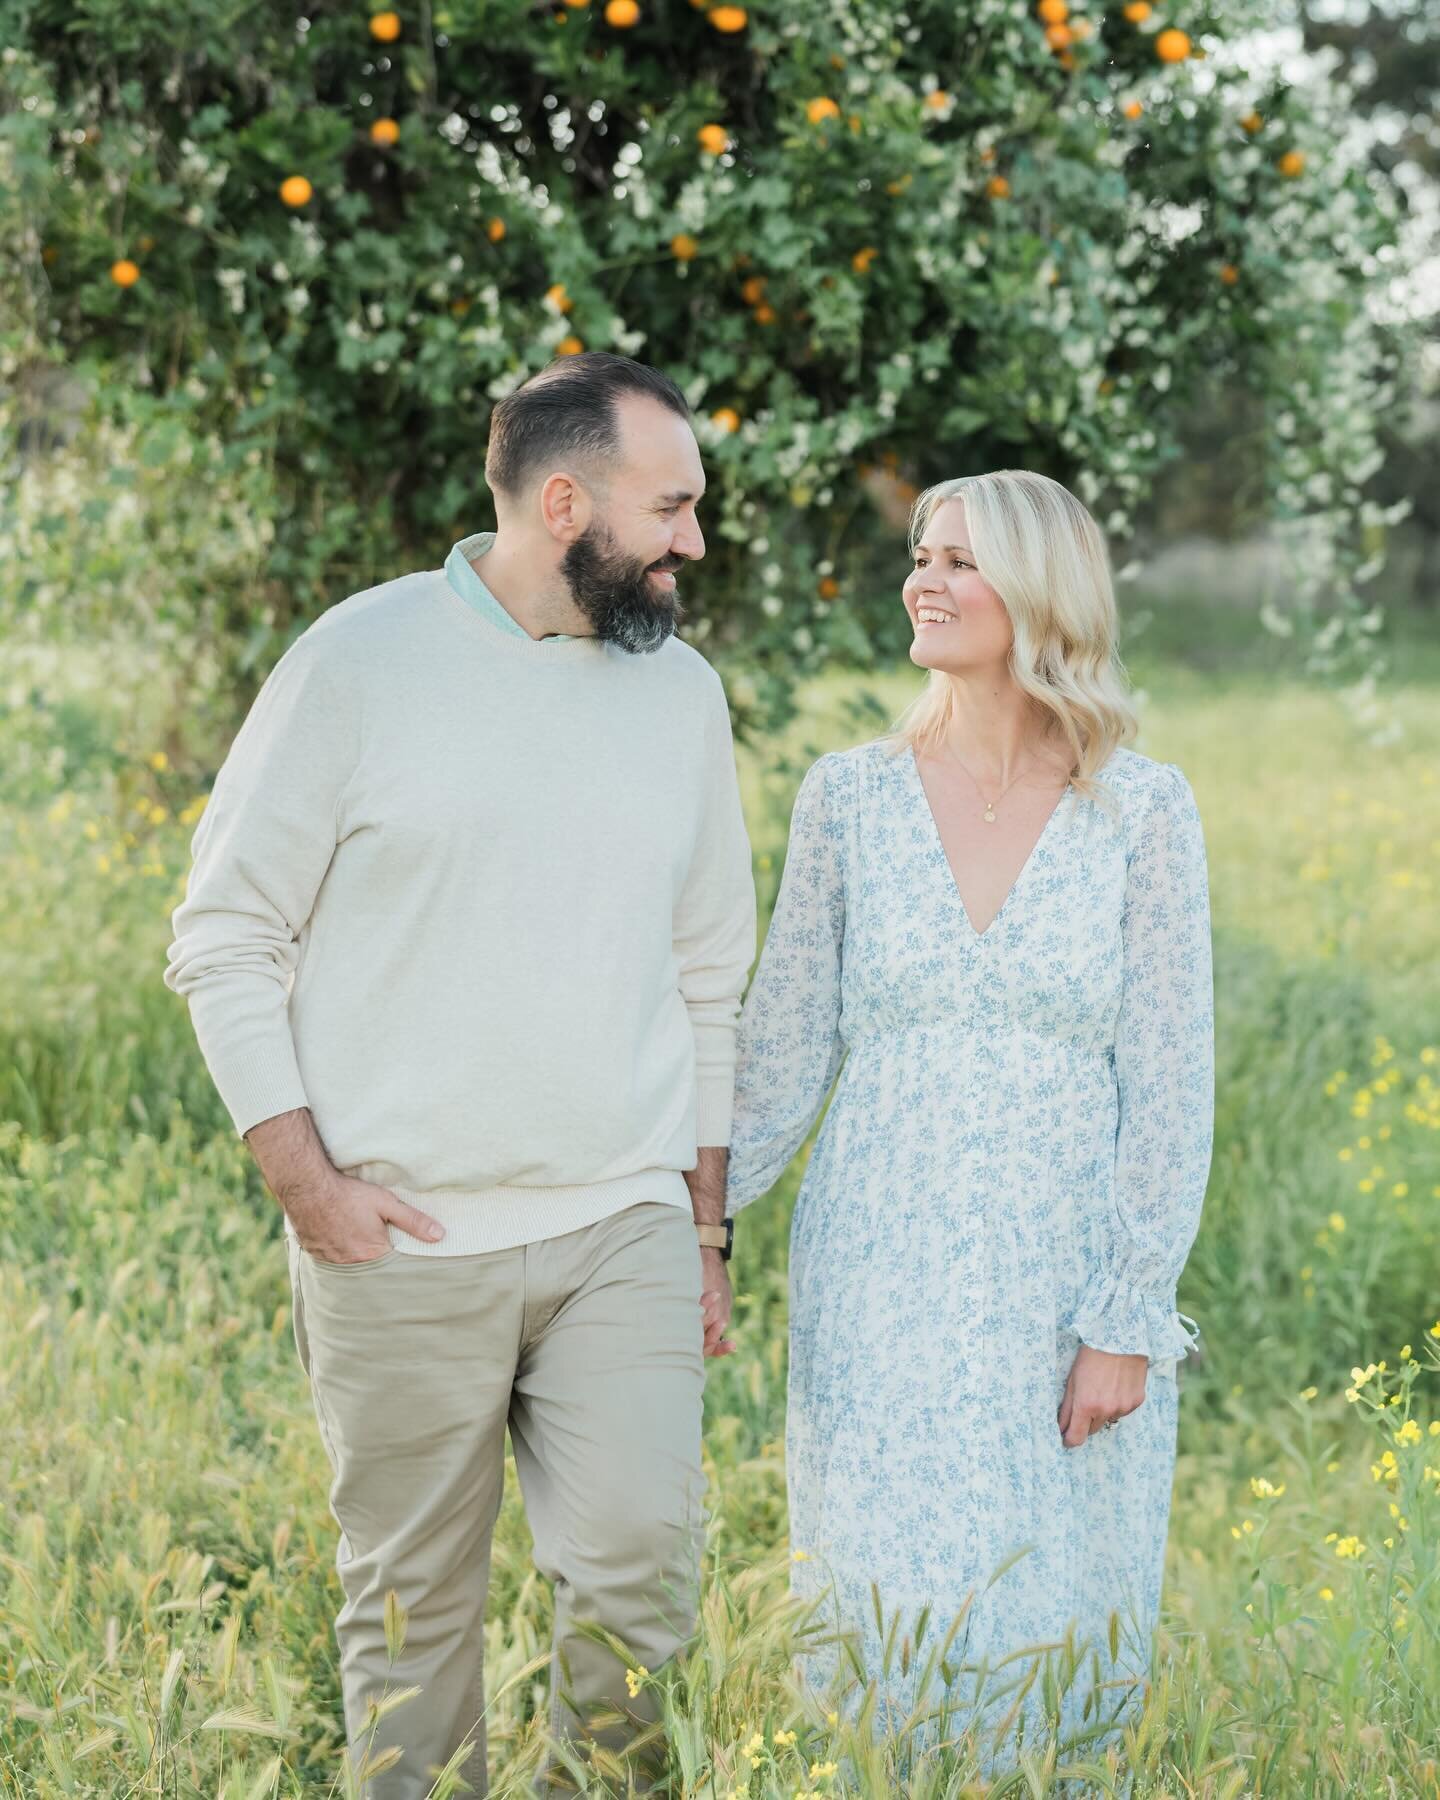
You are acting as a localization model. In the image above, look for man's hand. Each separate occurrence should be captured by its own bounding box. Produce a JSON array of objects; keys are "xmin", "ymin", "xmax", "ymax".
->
[
  {"xmin": 700, "ymin": 1247, "xmax": 736, "ymax": 1358},
  {"xmin": 1057, "ymin": 1343, "xmax": 1148, "ymax": 1448},
  {"xmin": 288, "ymin": 1171, "xmax": 446, "ymax": 1264},
  {"xmin": 244, "ymin": 1108, "xmax": 445, "ymax": 1264}
]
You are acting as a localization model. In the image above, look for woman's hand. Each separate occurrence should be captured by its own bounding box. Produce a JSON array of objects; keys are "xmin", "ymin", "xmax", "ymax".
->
[{"xmin": 1057, "ymin": 1344, "xmax": 1148, "ymax": 1448}]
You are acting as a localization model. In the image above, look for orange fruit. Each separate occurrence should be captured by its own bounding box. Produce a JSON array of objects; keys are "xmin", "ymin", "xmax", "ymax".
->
[
  {"xmin": 1038, "ymin": 0, "xmax": 1069, "ymax": 17},
  {"xmin": 1155, "ymin": 28, "xmax": 1191, "ymax": 61},
  {"xmin": 1278, "ymin": 149, "xmax": 1305, "ymax": 177},
  {"xmin": 1046, "ymin": 23, "xmax": 1073, "ymax": 48},
  {"xmin": 697, "ymin": 123, "xmax": 729, "ymax": 154},
  {"xmin": 753, "ymin": 301, "xmax": 776, "ymax": 324},
  {"xmin": 110, "ymin": 258, "xmax": 140, "ymax": 288},
  {"xmin": 806, "ymin": 97, "xmax": 841, "ymax": 123},
  {"xmin": 925, "ymin": 90, "xmax": 949, "ymax": 109},
  {"xmin": 852, "ymin": 245, "xmax": 878, "ymax": 274},
  {"xmin": 1057, "ymin": 47, "xmax": 1076, "ymax": 67},
  {"xmin": 605, "ymin": 0, "xmax": 639, "ymax": 21},
  {"xmin": 672, "ymin": 233, "xmax": 699, "ymax": 261},
  {"xmin": 1219, "ymin": 263, "xmax": 1239, "ymax": 284},
  {"xmin": 279, "ymin": 175, "xmax": 313, "ymax": 207},
  {"xmin": 370, "ymin": 117, "xmax": 400, "ymax": 146},
  {"xmin": 1123, "ymin": 0, "xmax": 1151, "ymax": 17},
  {"xmin": 708, "ymin": 5, "xmax": 748, "ymax": 29},
  {"xmin": 1240, "ymin": 110, "xmax": 1263, "ymax": 133},
  {"xmin": 711, "ymin": 406, "xmax": 740, "ymax": 433},
  {"xmin": 564, "ymin": 0, "xmax": 591, "ymax": 6},
  {"xmin": 987, "ymin": 174, "xmax": 1010, "ymax": 199},
  {"xmin": 1071, "ymin": 17, "xmax": 1093, "ymax": 37},
  {"xmin": 740, "ymin": 275, "xmax": 766, "ymax": 304},
  {"xmin": 487, "ymin": 218, "xmax": 506, "ymax": 242},
  {"xmin": 546, "ymin": 282, "xmax": 573, "ymax": 312},
  {"xmin": 1123, "ymin": 99, "xmax": 1143, "ymax": 119},
  {"xmin": 369, "ymin": 10, "xmax": 401, "ymax": 40},
  {"xmin": 818, "ymin": 577, "xmax": 840, "ymax": 600},
  {"xmin": 557, "ymin": 335, "xmax": 585, "ymax": 355}
]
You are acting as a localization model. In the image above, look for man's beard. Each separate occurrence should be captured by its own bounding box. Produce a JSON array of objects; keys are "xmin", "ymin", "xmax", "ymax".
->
[{"xmin": 560, "ymin": 522, "xmax": 686, "ymax": 655}]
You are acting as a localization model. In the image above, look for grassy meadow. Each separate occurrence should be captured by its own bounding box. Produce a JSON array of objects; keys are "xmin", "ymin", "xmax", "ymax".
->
[{"xmin": 2, "ymin": 596, "xmax": 1440, "ymax": 1797}]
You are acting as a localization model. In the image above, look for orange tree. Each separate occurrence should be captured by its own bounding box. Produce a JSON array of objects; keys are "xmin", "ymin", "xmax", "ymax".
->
[{"xmin": 0, "ymin": 0, "xmax": 1414, "ymax": 736}]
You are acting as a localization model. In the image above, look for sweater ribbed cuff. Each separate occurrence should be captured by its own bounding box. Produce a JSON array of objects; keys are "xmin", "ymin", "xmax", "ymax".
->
[
  {"xmin": 212, "ymin": 1040, "xmax": 312, "ymax": 1140},
  {"xmin": 694, "ymin": 1075, "xmax": 734, "ymax": 1149}
]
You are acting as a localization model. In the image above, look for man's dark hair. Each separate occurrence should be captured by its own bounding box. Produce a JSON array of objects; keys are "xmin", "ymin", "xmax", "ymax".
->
[{"xmin": 484, "ymin": 351, "xmax": 691, "ymax": 498}]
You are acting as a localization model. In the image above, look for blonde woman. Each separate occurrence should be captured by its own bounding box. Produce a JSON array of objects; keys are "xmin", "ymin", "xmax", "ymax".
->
[{"xmin": 724, "ymin": 471, "xmax": 1214, "ymax": 1765}]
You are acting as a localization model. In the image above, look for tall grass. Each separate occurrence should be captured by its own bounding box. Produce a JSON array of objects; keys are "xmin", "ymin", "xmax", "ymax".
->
[{"xmin": 2, "ymin": 633, "xmax": 1439, "ymax": 1794}]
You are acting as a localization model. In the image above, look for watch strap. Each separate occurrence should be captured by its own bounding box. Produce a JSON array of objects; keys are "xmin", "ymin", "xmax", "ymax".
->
[{"xmin": 696, "ymin": 1220, "xmax": 733, "ymax": 1260}]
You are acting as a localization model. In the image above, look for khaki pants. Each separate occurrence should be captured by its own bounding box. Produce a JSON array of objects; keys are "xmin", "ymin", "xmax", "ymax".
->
[{"xmin": 287, "ymin": 1200, "xmax": 707, "ymax": 1797}]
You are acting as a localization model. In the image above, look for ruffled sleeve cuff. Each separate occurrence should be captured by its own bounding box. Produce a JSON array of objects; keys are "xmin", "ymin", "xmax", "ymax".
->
[{"xmin": 1070, "ymin": 1275, "xmax": 1202, "ymax": 1367}]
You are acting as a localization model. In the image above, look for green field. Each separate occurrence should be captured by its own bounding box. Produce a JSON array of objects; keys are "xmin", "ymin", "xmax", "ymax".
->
[{"xmin": 2, "ymin": 617, "xmax": 1439, "ymax": 1797}]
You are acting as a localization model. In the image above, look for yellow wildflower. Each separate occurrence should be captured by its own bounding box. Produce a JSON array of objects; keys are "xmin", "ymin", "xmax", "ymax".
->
[
  {"xmin": 624, "ymin": 1664, "xmax": 648, "ymax": 1698},
  {"xmin": 1395, "ymin": 1419, "xmax": 1422, "ymax": 1446},
  {"xmin": 149, "ymin": 751, "xmax": 169, "ymax": 771},
  {"xmin": 774, "ymin": 1728, "xmax": 797, "ymax": 1747}
]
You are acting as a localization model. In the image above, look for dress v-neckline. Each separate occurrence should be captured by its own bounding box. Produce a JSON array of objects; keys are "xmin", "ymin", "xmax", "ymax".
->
[{"xmin": 905, "ymin": 745, "xmax": 1072, "ymax": 942}]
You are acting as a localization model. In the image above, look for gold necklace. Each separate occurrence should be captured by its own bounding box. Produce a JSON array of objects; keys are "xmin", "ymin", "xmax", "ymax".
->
[{"xmin": 945, "ymin": 748, "xmax": 1035, "ymax": 823}]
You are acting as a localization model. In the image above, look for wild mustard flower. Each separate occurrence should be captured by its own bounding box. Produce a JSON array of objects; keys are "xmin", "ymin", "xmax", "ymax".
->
[
  {"xmin": 1251, "ymin": 1476, "xmax": 1286, "ymax": 1498},
  {"xmin": 1395, "ymin": 1419, "xmax": 1422, "ymax": 1447},
  {"xmin": 624, "ymin": 1665, "xmax": 648, "ymax": 1699},
  {"xmin": 774, "ymin": 1729, "xmax": 797, "ymax": 1748},
  {"xmin": 1334, "ymin": 1536, "xmax": 1366, "ymax": 1559},
  {"xmin": 1319, "ymin": 1586, "xmax": 1334, "ymax": 1600}
]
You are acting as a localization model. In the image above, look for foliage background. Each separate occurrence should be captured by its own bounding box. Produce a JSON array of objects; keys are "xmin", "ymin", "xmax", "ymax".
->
[{"xmin": 0, "ymin": 0, "xmax": 1421, "ymax": 738}]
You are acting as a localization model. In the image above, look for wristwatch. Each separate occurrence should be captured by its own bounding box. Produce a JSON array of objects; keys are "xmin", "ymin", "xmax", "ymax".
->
[{"xmin": 696, "ymin": 1219, "xmax": 734, "ymax": 1262}]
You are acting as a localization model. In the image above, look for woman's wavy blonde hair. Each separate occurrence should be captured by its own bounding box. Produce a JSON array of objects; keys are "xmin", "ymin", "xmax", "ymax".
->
[{"xmin": 879, "ymin": 470, "xmax": 1138, "ymax": 810}]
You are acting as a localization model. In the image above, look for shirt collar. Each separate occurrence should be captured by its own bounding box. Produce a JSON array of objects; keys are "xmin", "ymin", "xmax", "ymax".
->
[{"xmin": 444, "ymin": 531, "xmax": 577, "ymax": 642}]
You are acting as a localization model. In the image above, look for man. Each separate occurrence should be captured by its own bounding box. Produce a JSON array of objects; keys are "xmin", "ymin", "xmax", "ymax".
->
[{"xmin": 164, "ymin": 352, "xmax": 757, "ymax": 1795}]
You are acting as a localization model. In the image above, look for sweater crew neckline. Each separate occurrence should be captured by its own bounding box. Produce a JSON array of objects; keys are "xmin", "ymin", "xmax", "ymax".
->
[{"xmin": 439, "ymin": 535, "xmax": 608, "ymax": 662}]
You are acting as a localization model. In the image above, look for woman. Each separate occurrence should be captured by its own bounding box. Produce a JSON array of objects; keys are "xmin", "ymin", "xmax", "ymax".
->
[{"xmin": 724, "ymin": 470, "xmax": 1214, "ymax": 1769}]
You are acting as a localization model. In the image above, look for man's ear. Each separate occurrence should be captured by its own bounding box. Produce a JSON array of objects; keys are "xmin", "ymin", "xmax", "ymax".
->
[{"xmin": 538, "ymin": 470, "xmax": 592, "ymax": 543}]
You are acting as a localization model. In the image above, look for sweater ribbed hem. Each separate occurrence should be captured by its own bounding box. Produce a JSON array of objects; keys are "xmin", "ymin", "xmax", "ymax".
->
[{"xmin": 282, "ymin": 1167, "xmax": 693, "ymax": 1257}]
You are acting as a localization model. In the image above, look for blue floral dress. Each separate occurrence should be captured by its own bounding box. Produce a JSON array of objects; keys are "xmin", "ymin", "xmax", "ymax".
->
[{"xmin": 724, "ymin": 738, "xmax": 1214, "ymax": 1766}]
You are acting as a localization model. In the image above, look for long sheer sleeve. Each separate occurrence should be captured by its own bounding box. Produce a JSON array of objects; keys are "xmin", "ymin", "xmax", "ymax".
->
[
  {"xmin": 1070, "ymin": 762, "xmax": 1215, "ymax": 1367},
  {"xmin": 725, "ymin": 752, "xmax": 849, "ymax": 1217}
]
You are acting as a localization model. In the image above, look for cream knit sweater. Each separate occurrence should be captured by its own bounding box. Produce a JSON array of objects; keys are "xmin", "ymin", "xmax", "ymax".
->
[{"xmin": 164, "ymin": 566, "xmax": 758, "ymax": 1255}]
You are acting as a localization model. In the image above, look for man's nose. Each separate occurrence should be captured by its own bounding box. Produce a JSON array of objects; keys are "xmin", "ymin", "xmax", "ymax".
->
[{"xmin": 673, "ymin": 518, "xmax": 705, "ymax": 563}]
